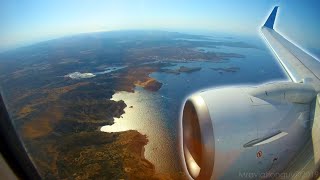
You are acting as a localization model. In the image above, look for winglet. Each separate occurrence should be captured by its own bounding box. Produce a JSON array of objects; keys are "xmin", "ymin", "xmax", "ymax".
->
[{"xmin": 263, "ymin": 6, "xmax": 279, "ymax": 29}]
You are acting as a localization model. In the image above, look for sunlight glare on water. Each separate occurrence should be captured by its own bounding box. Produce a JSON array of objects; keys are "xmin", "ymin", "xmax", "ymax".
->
[{"xmin": 100, "ymin": 88, "xmax": 180, "ymax": 173}]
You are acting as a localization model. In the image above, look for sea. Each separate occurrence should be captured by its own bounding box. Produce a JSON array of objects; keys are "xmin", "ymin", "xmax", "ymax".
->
[{"xmin": 101, "ymin": 34, "xmax": 288, "ymax": 173}]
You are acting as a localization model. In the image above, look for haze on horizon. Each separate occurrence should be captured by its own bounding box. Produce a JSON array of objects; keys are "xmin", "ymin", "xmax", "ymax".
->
[{"xmin": 1, "ymin": 0, "xmax": 320, "ymax": 54}]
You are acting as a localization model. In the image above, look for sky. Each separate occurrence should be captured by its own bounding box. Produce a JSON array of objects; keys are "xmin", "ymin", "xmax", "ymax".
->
[{"xmin": 1, "ymin": 0, "xmax": 320, "ymax": 52}]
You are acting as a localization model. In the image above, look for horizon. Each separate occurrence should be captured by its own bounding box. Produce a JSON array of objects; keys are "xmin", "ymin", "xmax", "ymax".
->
[
  {"xmin": 1, "ymin": 0, "xmax": 320, "ymax": 54},
  {"xmin": 0, "ymin": 29, "xmax": 260, "ymax": 53}
]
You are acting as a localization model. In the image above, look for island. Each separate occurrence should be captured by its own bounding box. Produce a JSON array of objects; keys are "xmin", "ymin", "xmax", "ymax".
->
[
  {"xmin": 162, "ymin": 66, "xmax": 202, "ymax": 75},
  {"xmin": 211, "ymin": 67, "xmax": 240, "ymax": 73}
]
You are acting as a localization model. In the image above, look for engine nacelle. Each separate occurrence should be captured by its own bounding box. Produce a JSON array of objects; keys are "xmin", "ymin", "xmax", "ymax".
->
[{"xmin": 182, "ymin": 82, "xmax": 316, "ymax": 179}]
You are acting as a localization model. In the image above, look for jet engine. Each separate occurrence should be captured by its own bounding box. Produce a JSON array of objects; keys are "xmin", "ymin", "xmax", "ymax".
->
[{"xmin": 182, "ymin": 82, "xmax": 317, "ymax": 179}]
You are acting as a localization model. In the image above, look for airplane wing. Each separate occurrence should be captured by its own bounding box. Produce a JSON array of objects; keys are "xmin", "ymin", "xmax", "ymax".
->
[{"xmin": 261, "ymin": 6, "xmax": 320, "ymax": 83}]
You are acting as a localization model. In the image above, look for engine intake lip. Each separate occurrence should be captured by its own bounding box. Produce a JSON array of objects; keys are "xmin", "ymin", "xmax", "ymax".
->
[{"xmin": 182, "ymin": 95, "xmax": 214, "ymax": 179}]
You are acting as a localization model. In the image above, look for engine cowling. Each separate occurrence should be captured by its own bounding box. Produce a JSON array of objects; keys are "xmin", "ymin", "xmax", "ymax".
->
[{"xmin": 182, "ymin": 82, "xmax": 316, "ymax": 179}]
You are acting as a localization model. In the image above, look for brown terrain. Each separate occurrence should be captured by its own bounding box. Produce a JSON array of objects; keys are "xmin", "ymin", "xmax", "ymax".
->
[
  {"xmin": 134, "ymin": 77, "xmax": 162, "ymax": 91},
  {"xmin": 0, "ymin": 30, "xmax": 251, "ymax": 179},
  {"xmin": 4, "ymin": 64, "xmax": 185, "ymax": 179}
]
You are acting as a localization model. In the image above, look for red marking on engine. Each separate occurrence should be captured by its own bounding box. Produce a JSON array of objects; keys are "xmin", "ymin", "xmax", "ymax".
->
[{"xmin": 257, "ymin": 151, "xmax": 263, "ymax": 158}]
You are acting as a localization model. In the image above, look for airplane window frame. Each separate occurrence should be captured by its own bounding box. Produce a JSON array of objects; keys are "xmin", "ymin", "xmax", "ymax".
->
[{"xmin": 0, "ymin": 92, "xmax": 41, "ymax": 180}]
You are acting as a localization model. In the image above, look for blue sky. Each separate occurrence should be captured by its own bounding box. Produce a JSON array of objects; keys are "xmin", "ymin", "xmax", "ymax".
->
[{"xmin": 1, "ymin": 0, "xmax": 320, "ymax": 52}]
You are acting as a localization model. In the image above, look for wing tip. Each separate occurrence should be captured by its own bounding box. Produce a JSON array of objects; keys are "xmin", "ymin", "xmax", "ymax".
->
[{"xmin": 263, "ymin": 6, "xmax": 279, "ymax": 29}]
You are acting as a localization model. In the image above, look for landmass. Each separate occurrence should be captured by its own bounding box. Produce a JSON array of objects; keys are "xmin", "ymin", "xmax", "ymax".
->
[
  {"xmin": 135, "ymin": 77, "xmax": 163, "ymax": 91},
  {"xmin": 211, "ymin": 67, "xmax": 240, "ymax": 74},
  {"xmin": 0, "ymin": 30, "xmax": 256, "ymax": 179},
  {"xmin": 162, "ymin": 66, "xmax": 202, "ymax": 75}
]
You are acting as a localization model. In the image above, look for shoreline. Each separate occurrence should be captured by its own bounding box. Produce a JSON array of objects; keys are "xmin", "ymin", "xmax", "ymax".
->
[{"xmin": 101, "ymin": 87, "xmax": 182, "ymax": 174}]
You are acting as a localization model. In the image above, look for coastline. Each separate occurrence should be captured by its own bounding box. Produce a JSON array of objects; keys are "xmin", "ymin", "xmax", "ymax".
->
[
  {"xmin": 134, "ymin": 77, "xmax": 163, "ymax": 91},
  {"xmin": 101, "ymin": 87, "xmax": 183, "ymax": 174},
  {"xmin": 0, "ymin": 30, "xmax": 265, "ymax": 179}
]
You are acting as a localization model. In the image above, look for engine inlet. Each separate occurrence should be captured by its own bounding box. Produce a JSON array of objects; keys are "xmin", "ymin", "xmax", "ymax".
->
[{"xmin": 182, "ymin": 95, "xmax": 215, "ymax": 179}]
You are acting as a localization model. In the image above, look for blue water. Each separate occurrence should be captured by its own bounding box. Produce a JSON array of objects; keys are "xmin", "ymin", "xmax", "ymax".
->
[
  {"xmin": 102, "ymin": 35, "xmax": 288, "ymax": 173},
  {"xmin": 151, "ymin": 41, "xmax": 287, "ymax": 138}
]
